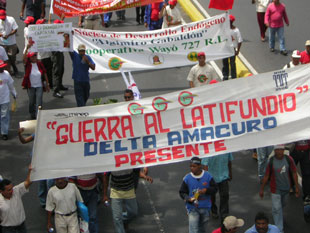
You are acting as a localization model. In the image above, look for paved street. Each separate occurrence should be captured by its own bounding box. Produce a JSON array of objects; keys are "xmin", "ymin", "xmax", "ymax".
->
[{"xmin": 1, "ymin": 0, "xmax": 309, "ymax": 233}]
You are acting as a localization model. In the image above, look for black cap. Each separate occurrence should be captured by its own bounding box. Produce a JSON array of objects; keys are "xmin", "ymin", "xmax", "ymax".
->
[{"xmin": 190, "ymin": 157, "xmax": 201, "ymax": 165}]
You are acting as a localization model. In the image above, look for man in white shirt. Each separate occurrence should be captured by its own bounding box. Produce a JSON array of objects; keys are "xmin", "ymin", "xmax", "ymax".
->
[
  {"xmin": 283, "ymin": 50, "xmax": 301, "ymax": 69},
  {"xmin": 46, "ymin": 178, "xmax": 83, "ymax": 233},
  {"xmin": 0, "ymin": 166, "xmax": 32, "ymax": 233},
  {"xmin": 187, "ymin": 52, "xmax": 219, "ymax": 88},
  {"xmin": 159, "ymin": 0, "xmax": 184, "ymax": 28},
  {"xmin": 0, "ymin": 60, "xmax": 16, "ymax": 140},
  {"xmin": 0, "ymin": 10, "xmax": 18, "ymax": 76}
]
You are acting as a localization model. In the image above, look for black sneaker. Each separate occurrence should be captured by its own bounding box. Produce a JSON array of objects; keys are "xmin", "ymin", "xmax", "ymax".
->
[
  {"xmin": 280, "ymin": 50, "xmax": 288, "ymax": 56},
  {"xmin": 2, "ymin": 135, "xmax": 8, "ymax": 140},
  {"xmin": 270, "ymin": 48, "xmax": 275, "ymax": 52},
  {"xmin": 53, "ymin": 92, "xmax": 63, "ymax": 98},
  {"xmin": 59, "ymin": 86, "xmax": 68, "ymax": 91}
]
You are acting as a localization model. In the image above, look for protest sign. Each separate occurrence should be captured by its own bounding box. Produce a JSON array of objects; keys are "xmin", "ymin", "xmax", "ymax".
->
[
  {"xmin": 73, "ymin": 13, "xmax": 234, "ymax": 73},
  {"xmin": 52, "ymin": 0, "xmax": 163, "ymax": 17},
  {"xmin": 31, "ymin": 65, "xmax": 310, "ymax": 180},
  {"xmin": 28, "ymin": 23, "xmax": 73, "ymax": 52}
]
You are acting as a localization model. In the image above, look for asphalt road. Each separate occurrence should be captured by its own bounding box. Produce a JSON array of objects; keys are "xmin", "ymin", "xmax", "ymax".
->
[{"xmin": 1, "ymin": 0, "xmax": 310, "ymax": 233}]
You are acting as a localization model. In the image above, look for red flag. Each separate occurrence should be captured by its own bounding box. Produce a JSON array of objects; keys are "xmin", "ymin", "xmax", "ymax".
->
[{"xmin": 209, "ymin": 0, "xmax": 234, "ymax": 10}]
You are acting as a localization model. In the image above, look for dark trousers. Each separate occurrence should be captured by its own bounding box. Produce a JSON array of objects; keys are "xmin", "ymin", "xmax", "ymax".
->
[
  {"xmin": 74, "ymin": 81, "xmax": 90, "ymax": 107},
  {"xmin": 79, "ymin": 189, "xmax": 99, "ymax": 233},
  {"xmin": 222, "ymin": 55, "xmax": 236, "ymax": 80},
  {"xmin": 51, "ymin": 52, "xmax": 64, "ymax": 92},
  {"xmin": 41, "ymin": 57, "xmax": 53, "ymax": 88},
  {"xmin": 292, "ymin": 149, "xmax": 310, "ymax": 198},
  {"xmin": 1, "ymin": 222, "xmax": 27, "ymax": 233},
  {"xmin": 211, "ymin": 180, "xmax": 229, "ymax": 219},
  {"xmin": 257, "ymin": 12, "xmax": 267, "ymax": 38},
  {"xmin": 136, "ymin": 6, "xmax": 145, "ymax": 24}
]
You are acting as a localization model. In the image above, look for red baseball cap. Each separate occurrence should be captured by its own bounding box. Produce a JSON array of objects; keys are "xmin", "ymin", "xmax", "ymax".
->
[
  {"xmin": 197, "ymin": 52, "xmax": 205, "ymax": 57},
  {"xmin": 229, "ymin": 14, "xmax": 235, "ymax": 22},
  {"xmin": 209, "ymin": 80, "xmax": 218, "ymax": 84},
  {"xmin": 0, "ymin": 10, "xmax": 6, "ymax": 20},
  {"xmin": 36, "ymin": 19, "xmax": 46, "ymax": 25},
  {"xmin": 24, "ymin": 16, "xmax": 35, "ymax": 24},
  {"xmin": 0, "ymin": 60, "xmax": 7, "ymax": 68},
  {"xmin": 53, "ymin": 19, "xmax": 64, "ymax": 24},
  {"xmin": 169, "ymin": 0, "xmax": 177, "ymax": 6},
  {"xmin": 27, "ymin": 52, "xmax": 37, "ymax": 58}
]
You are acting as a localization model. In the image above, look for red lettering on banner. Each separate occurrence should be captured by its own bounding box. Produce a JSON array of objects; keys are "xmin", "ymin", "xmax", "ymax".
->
[
  {"xmin": 214, "ymin": 140, "xmax": 227, "ymax": 152},
  {"xmin": 157, "ymin": 112, "xmax": 170, "ymax": 133},
  {"xmin": 158, "ymin": 148, "xmax": 171, "ymax": 161},
  {"xmin": 180, "ymin": 109, "xmax": 192, "ymax": 129},
  {"xmin": 115, "ymin": 154, "xmax": 129, "ymax": 167},
  {"xmin": 130, "ymin": 152, "xmax": 144, "ymax": 166},
  {"xmin": 185, "ymin": 144, "xmax": 200, "ymax": 157},
  {"xmin": 144, "ymin": 113, "xmax": 158, "ymax": 134},
  {"xmin": 108, "ymin": 117, "xmax": 122, "ymax": 140},
  {"xmin": 266, "ymin": 96, "xmax": 278, "ymax": 115},
  {"xmin": 225, "ymin": 101, "xmax": 238, "ymax": 122},
  {"xmin": 56, "ymin": 124, "xmax": 69, "ymax": 145},
  {"xmin": 69, "ymin": 122, "xmax": 82, "ymax": 143},
  {"xmin": 145, "ymin": 150, "xmax": 157, "ymax": 164},
  {"xmin": 83, "ymin": 120, "xmax": 94, "ymax": 142},
  {"xmin": 278, "ymin": 95, "xmax": 284, "ymax": 113},
  {"xmin": 283, "ymin": 93, "xmax": 296, "ymax": 112},
  {"xmin": 94, "ymin": 118, "xmax": 107, "ymax": 141},
  {"xmin": 192, "ymin": 106, "xmax": 205, "ymax": 127},
  {"xmin": 219, "ymin": 103, "xmax": 225, "ymax": 123},
  {"xmin": 239, "ymin": 100, "xmax": 252, "ymax": 119},
  {"xmin": 172, "ymin": 146, "xmax": 185, "ymax": 159},
  {"xmin": 252, "ymin": 98, "xmax": 267, "ymax": 117},
  {"xmin": 121, "ymin": 116, "xmax": 134, "ymax": 138},
  {"xmin": 203, "ymin": 104, "xmax": 216, "ymax": 124},
  {"xmin": 200, "ymin": 142, "xmax": 212, "ymax": 154}
]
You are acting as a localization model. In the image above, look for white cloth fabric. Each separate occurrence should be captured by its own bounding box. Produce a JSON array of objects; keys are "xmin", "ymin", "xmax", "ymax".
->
[
  {"xmin": 231, "ymin": 27, "xmax": 243, "ymax": 49},
  {"xmin": 255, "ymin": 0, "xmax": 271, "ymax": 12},
  {"xmin": 29, "ymin": 63, "xmax": 42, "ymax": 88},
  {"xmin": 162, "ymin": 5, "xmax": 184, "ymax": 29},
  {"xmin": 55, "ymin": 212, "xmax": 79, "ymax": 233},
  {"xmin": 187, "ymin": 63, "xmax": 219, "ymax": 87},
  {"xmin": 0, "ymin": 16, "xmax": 18, "ymax": 45},
  {"xmin": 37, "ymin": 51, "xmax": 52, "ymax": 60},
  {"xmin": 0, "ymin": 70, "xmax": 16, "ymax": 105},
  {"xmin": 23, "ymin": 27, "xmax": 28, "ymax": 54},
  {"xmin": 0, "ymin": 182, "xmax": 28, "ymax": 227},
  {"xmin": 283, "ymin": 61, "xmax": 299, "ymax": 69},
  {"xmin": 0, "ymin": 46, "xmax": 8, "ymax": 61},
  {"xmin": 46, "ymin": 183, "xmax": 83, "ymax": 215}
]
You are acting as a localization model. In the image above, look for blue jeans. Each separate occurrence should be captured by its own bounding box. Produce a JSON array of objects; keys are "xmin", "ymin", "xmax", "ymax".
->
[
  {"xmin": 269, "ymin": 27, "xmax": 286, "ymax": 51},
  {"xmin": 271, "ymin": 192, "xmax": 288, "ymax": 233},
  {"xmin": 27, "ymin": 87, "xmax": 43, "ymax": 119},
  {"xmin": 38, "ymin": 179, "xmax": 55, "ymax": 207},
  {"xmin": 104, "ymin": 13, "xmax": 112, "ymax": 23},
  {"xmin": 111, "ymin": 198, "xmax": 138, "ymax": 233},
  {"xmin": 0, "ymin": 102, "xmax": 10, "ymax": 135},
  {"xmin": 74, "ymin": 81, "xmax": 90, "ymax": 107},
  {"xmin": 79, "ymin": 188, "xmax": 99, "ymax": 233},
  {"xmin": 257, "ymin": 146, "xmax": 274, "ymax": 180},
  {"xmin": 188, "ymin": 208, "xmax": 209, "ymax": 233}
]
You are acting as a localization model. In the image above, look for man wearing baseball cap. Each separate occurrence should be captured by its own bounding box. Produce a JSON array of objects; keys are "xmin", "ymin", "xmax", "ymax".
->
[
  {"xmin": 159, "ymin": 0, "xmax": 184, "ymax": 28},
  {"xmin": 259, "ymin": 144, "xmax": 299, "ymax": 232},
  {"xmin": 0, "ymin": 9, "xmax": 19, "ymax": 76},
  {"xmin": 179, "ymin": 157, "xmax": 217, "ymax": 233},
  {"xmin": 283, "ymin": 50, "xmax": 301, "ymax": 69},
  {"xmin": 212, "ymin": 216, "xmax": 244, "ymax": 233},
  {"xmin": 69, "ymin": 44, "xmax": 95, "ymax": 107},
  {"xmin": 300, "ymin": 40, "xmax": 310, "ymax": 64},
  {"xmin": 187, "ymin": 52, "xmax": 219, "ymax": 88}
]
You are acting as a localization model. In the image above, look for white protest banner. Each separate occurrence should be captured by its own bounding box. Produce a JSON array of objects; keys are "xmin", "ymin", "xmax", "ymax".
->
[
  {"xmin": 28, "ymin": 23, "xmax": 73, "ymax": 52},
  {"xmin": 30, "ymin": 65, "xmax": 310, "ymax": 180},
  {"xmin": 72, "ymin": 13, "xmax": 234, "ymax": 73}
]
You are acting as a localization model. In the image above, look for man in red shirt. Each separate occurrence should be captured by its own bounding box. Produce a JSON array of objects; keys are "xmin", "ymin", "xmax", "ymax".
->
[{"xmin": 300, "ymin": 40, "xmax": 310, "ymax": 64}]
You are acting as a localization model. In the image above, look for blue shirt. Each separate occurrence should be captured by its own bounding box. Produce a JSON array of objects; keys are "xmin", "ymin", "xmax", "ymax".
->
[
  {"xmin": 245, "ymin": 224, "xmax": 280, "ymax": 233},
  {"xmin": 70, "ymin": 51, "xmax": 95, "ymax": 82},
  {"xmin": 201, "ymin": 153, "xmax": 233, "ymax": 183}
]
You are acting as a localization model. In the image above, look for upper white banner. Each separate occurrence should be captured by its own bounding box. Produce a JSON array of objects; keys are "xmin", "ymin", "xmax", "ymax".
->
[
  {"xmin": 30, "ymin": 65, "xmax": 310, "ymax": 180},
  {"xmin": 73, "ymin": 13, "xmax": 234, "ymax": 73}
]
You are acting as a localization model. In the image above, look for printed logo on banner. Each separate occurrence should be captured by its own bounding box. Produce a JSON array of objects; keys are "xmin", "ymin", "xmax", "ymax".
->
[
  {"xmin": 187, "ymin": 52, "xmax": 198, "ymax": 62},
  {"xmin": 152, "ymin": 97, "xmax": 169, "ymax": 111},
  {"xmin": 128, "ymin": 103, "xmax": 145, "ymax": 115},
  {"xmin": 54, "ymin": 112, "xmax": 89, "ymax": 118},
  {"xmin": 178, "ymin": 91, "xmax": 195, "ymax": 106},
  {"xmin": 273, "ymin": 70, "xmax": 288, "ymax": 91},
  {"xmin": 108, "ymin": 57, "xmax": 124, "ymax": 70}
]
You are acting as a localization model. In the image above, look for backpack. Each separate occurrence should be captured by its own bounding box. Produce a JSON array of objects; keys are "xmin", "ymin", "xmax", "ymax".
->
[{"xmin": 268, "ymin": 155, "xmax": 294, "ymax": 185}]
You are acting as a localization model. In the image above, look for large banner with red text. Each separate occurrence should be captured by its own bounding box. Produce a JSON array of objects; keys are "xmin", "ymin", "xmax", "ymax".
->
[
  {"xmin": 31, "ymin": 65, "xmax": 310, "ymax": 180},
  {"xmin": 73, "ymin": 13, "xmax": 234, "ymax": 73}
]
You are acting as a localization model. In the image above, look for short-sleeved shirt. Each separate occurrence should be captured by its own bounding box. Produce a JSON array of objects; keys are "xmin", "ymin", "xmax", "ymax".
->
[
  {"xmin": 202, "ymin": 153, "xmax": 233, "ymax": 183},
  {"xmin": 187, "ymin": 63, "xmax": 218, "ymax": 87},
  {"xmin": 0, "ymin": 70, "xmax": 16, "ymax": 105},
  {"xmin": 0, "ymin": 16, "xmax": 18, "ymax": 45},
  {"xmin": 0, "ymin": 182, "xmax": 28, "ymax": 227},
  {"xmin": 0, "ymin": 46, "xmax": 8, "ymax": 61},
  {"xmin": 245, "ymin": 224, "xmax": 280, "ymax": 233},
  {"xmin": 162, "ymin": 5, "xmax": 183, "ymax": 29},
  {"xmin": 70, "ymin": 51, "xmax": 95, "ymax": 82},
  {"xmin": 46, "ymin": 182, "xmax": 83, "ymax": 215},
  {"xmin": 231, "ymin": 27, "xmax": 243, "ymax": 49}
]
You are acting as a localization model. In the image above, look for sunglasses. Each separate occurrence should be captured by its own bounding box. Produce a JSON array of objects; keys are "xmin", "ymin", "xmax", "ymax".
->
[{"xmin": 124, "ymin": 96, "xmax": 133, "ymax": 99}]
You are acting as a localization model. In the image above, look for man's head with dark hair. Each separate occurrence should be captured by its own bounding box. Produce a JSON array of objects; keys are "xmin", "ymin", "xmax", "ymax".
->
[
  {"xmin": 124, "ymin": 89, "xmax": 134, "ymax": 101},
  {"xmin": 254, "ymin": 212, "xmax": 269, "ymax": 233},
  {"xmin": 0, "ymin": 179, "xmax": 13, "ymax": 199}
]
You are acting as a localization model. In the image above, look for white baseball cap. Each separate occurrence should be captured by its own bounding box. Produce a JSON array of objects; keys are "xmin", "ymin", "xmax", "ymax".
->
[
  {"xmin": 292, "ymin": 50, "xmax": 301, "ymax": 58},
  {"xmin": 223, "ymin": 216, "xmax": 244, "ymax": 230}
]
